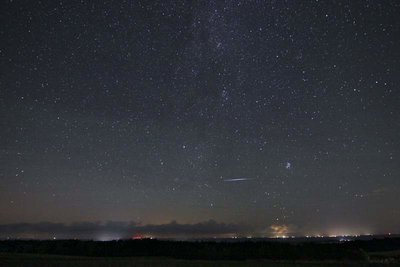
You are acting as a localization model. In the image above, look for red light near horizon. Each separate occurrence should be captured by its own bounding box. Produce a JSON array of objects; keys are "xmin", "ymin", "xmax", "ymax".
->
[{"xmin": 132, "ymin": 235, "xmax": 143, "ymax": 240}]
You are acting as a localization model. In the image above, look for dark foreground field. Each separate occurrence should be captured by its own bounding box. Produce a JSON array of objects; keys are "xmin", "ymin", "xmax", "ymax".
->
[
  {"xmin": 1, "ymin": 238, "xmax": 400, "ymax": 266},
  {"xmin": 0, "ymin": 253, "xmax": 400, "ymax": 267},
  {"xmin": 2, "ymin": 253, "xmax": 400, "ymax": 267}
]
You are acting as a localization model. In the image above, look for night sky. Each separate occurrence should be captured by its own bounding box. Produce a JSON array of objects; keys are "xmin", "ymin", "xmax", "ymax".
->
[{"xmin": 1, "ymin": 0, "xmax": 400, "ymax": 240}]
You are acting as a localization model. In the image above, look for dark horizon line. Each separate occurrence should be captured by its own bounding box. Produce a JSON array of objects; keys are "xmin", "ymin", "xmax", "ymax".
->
[{"xmin": 1, "ymin": 233, "xmax": 399, "ymax": 242}]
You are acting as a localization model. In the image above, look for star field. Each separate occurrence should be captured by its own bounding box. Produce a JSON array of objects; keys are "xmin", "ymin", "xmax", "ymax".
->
[{"xmin": 1, "ymin": 0, "xmax": 399, "ymax": 238}]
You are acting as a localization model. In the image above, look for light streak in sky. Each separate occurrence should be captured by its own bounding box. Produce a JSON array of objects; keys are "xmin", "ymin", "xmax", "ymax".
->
[{"xmin": 223, "ymin": 178, "xmax": 254, "ymax": 182}]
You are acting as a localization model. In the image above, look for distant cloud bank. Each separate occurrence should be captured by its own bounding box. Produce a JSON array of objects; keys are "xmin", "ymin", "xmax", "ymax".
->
[{"xmin": 0, "ymin": 220, "xmax": 256, "ymax": 240}]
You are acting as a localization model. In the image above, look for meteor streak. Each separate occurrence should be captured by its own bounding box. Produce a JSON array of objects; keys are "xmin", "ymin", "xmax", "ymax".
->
[{"xmin": 223, "ymin": 178, "xmax": 254, "ymax": 182}]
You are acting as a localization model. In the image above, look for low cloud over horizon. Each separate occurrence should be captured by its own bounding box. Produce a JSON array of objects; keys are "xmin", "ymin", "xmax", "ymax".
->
[
  {"xmin": 0, "ymin": 220, "xmax": 259, "ymax": 240},
  {"xmin": 0, "ymin": 220, "xmax": 379, "ymax": 240}
]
